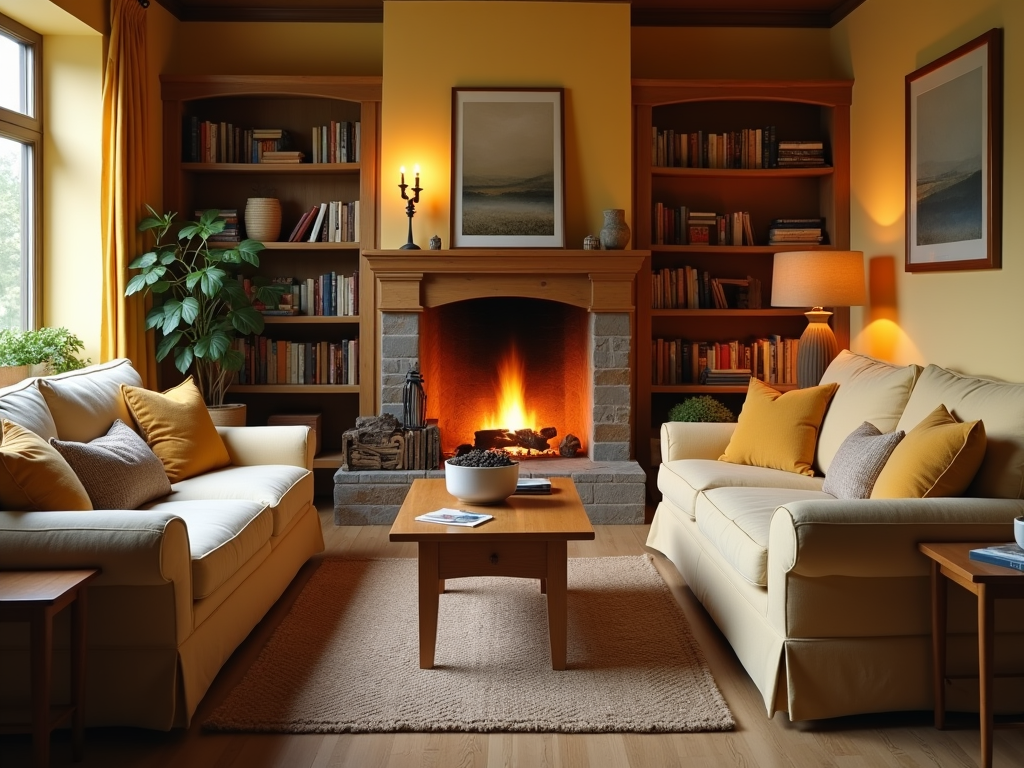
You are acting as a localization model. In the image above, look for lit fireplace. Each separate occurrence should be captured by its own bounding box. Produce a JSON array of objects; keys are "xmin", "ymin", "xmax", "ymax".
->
[{"xmin": 420, "ymin": 297, "xmax": 589, "ymax": 458}]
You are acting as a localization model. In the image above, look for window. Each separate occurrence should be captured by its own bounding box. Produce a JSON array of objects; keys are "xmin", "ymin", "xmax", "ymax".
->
[{"xmin": 0, "ymin": 13, "xmax": 41, "ymax": 330}]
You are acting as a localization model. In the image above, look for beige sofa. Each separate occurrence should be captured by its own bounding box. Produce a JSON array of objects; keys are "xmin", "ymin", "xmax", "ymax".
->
[
  {"xmin": 0, "ymin": 359, "xmax": 324, "ymax": 729},
  {"xmin": 647, "ymin": 351, "xmax": 1024, "ymax": 721}
]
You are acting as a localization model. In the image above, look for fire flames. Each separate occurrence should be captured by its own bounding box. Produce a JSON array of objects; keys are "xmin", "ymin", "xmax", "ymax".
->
[{"xmin": 480, "ymin": 343, "xmax": 537, "ymax": 432}]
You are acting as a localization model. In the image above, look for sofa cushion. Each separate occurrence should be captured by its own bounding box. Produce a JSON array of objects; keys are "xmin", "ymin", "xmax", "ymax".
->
[
  {"xmin": 896, "ymin": 364, "xmax": 1024, "ymax": 498},
  {"xmin": 50, "ymin": 420, "xmax": 171, "ymax": 510},
  {"xmin": 816, "ymin": 351, "xmax": 921, "ymax": 475},
  {"xmin": 697, "ymin": 486, "xmax": 832, "ymax": 586},
  {"xmin": 659, "ymin": 458, "xmax": 824, "ymax": 520},
  {"xmin": 144, "ymin": 499, "xmax": 272, "ymax": 599},
  {"xmin": 37, "ymin": 358, "xmax": 143, "ymax": 443},
  {"xmin": 720, "ymin": 378, "xmax": 838, "ymax": 476},
  {"xmin": 0, "ymin": 375, "xmax": 58, "ymax": 442},
  {"xmin": 0, "ymin": 419, "xmax": 92, "ymax": 511},
  {"xmin": 822, "ymin": 422, "xmax": 905, "ymax": 500},
  {"xmin": 122, "ymin": 377, "xmax": 231, "ymax": 482},
  {"xmin": 873, "ymin": 404, "xmax": 986, "ymax": 499},
  {"xmin": 161, "ymin": 464, "xmax": 313, "ymax": 537}
]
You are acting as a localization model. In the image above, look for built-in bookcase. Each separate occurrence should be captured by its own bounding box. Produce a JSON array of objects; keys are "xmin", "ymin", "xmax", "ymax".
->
[
  {"xmin": 161, "ymin": 75, "xmax": 382, "ymax": 469},
  {"xmin": 633, "ymin": 79, "xmax": 853, "ymax": 493}
]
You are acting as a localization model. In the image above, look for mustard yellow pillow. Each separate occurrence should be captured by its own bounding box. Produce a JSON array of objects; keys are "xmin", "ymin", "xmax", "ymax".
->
[
  {"xmin": 719, "ymin": 378, "xmax": 839, "ymax": 476},
  {"xmin": 0, "ymin": 419, "xmax": 92, "ymax": 511},
  {"xmin": 121, "ymin": 377, "xmax": 231, "ymax": 482},
  {"xmin": 871, "ymin": 404, "xmax": 986, "ymax": 499}
]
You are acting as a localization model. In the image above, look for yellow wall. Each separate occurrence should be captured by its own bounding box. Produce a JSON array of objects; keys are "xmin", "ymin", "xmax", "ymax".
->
[
  {"xmin": 381, "ymin": 2, "xmax": 633, "ymax": 249},
  {"xmin": 834, "ymin": 0, "xmax": 1023, "ymax": 379},
  {"xmin": 632, "ymin": 26, "xmax": 835, "ymax": 79}
]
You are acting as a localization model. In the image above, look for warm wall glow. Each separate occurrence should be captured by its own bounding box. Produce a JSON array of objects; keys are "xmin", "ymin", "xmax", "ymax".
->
[{"xmin": 481, "ymin": 343, "xmax": 538, "ymax": 432}]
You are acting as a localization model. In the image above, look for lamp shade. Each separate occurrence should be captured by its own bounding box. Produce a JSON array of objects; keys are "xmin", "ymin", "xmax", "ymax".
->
[{"xmin": 771, "ymin": 251, "xmax": 867, "ymax": 308}]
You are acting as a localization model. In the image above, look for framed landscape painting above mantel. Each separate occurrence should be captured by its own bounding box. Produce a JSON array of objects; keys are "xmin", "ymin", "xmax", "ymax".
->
[
  {"xmin": 451, "ymin": 88, "xmax": 565, "ymax": 248},
  {"xmin": 905, "ymin": 28, "xmax": 1002, "ymax": 272}
]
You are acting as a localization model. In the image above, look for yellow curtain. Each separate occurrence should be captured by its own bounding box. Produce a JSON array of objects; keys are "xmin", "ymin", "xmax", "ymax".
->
[{"xmin": 100, "ymin": 0, "xmax": 156, "ymax": 387}]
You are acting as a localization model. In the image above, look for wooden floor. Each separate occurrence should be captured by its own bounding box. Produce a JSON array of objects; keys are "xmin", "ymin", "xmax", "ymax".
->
[{"xmin": 3, "ymin": 501, "xmax": 1023, "ymax": 768}]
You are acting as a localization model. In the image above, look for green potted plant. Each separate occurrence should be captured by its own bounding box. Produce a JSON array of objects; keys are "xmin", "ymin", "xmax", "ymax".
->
[
  {"xmin": 126, "ymin": 207, "xmax": 285, "ymax": 417},
  {"xmin": 0, "ymin": 327, "xmax": 90, "ymax": 385},
  {"xmin": 668, "ymin": 395, "xmax": 736, "ymax": 423}
]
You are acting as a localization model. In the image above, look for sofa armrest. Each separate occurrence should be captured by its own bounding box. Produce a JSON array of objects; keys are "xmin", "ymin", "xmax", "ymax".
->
[
  {"xmin": 0, "ymin": 510, "xmax": 193, "ymax": 642},
  {"xmin": 768, "ymin": 497, "xmax": 1024, "ymax": 580},
  {"xmin": 661, "ymin": 421, "xmax": 737, "ymax": 462},
  {"xmin": 216, "ymin": 425, "xmax": 314, "ymax": 470}
]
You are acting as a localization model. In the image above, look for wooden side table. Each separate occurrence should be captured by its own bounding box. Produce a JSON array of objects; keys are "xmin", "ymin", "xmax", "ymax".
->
[
  {"xmin": 0, "ymin": 569, "xmax": 100, "ymax": 768},
  {"xmin": 918, "ymin": 542, "xmax": 1024, "ymax": 768}
]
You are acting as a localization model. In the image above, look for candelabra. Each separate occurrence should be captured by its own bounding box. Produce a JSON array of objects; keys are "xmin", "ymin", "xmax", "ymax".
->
[{"xmin": 398, "ymin": 165, "xmax": 422, "ymax": 250}]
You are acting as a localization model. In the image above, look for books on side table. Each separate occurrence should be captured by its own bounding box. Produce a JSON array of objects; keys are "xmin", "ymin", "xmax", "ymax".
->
[
  {"xmin": 969, "ymin": 543, "xmax": 1024, "ymax": 572},
  {"xmin": 515, "ymin": 478, "xmax": 552, "ymax": 495}
]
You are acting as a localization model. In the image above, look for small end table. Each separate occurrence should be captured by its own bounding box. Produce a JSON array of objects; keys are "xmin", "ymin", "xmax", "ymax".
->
[
  {"xmin": 0, "ymin": 569, "xmax": 100, "ymax": 768},
  {"xmin": 918, "ymin": 542, "xmax": 1024, "ymax": 768}
]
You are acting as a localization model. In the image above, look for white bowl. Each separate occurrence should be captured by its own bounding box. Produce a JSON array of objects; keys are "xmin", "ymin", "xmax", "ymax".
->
[
  {"xmin": 444, "ymin": 460, "xmax": 520, "ymax": 505},
  {"xmin": 1015, "ymin": 516, "xmax": 1024, "ymax": 550}
]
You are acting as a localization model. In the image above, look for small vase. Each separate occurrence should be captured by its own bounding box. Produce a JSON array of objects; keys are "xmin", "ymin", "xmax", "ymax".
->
[
  {"xmin": 244, "ymin": 198, "xmax": 282, "ymax": 242},
  {"xmin": 599, "ymin": 209, "xmax": 630, "ymax": 250}
]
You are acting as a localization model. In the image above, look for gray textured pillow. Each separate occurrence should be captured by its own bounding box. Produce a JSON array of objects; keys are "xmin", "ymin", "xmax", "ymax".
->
[
  {"xmin": 50, "ymin": 419, "xmax": 172, "ymax": 509},
  {"xmin": 822, "ymin": 421, "xmax": 905, "ymax": 500}
]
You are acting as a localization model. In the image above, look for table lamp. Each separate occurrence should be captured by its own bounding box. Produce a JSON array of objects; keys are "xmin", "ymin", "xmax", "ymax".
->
[{"xmin": 771, "ymin": 250, "xmax": 866, "ymax": 388}]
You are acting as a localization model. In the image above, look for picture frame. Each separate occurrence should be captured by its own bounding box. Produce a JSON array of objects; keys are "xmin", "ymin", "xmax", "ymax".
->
[
  {"xmin": 451, "ymin": 88, "xmax": 565, "ymax": 248},
  {"xmin": 905, "ymin": 28, "xmax": 1002, "ymax": 272}
]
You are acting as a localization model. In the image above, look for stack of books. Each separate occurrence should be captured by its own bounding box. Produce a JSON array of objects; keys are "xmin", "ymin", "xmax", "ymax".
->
[
  {"xmin": 776, "ymin": 140, "xmax": 827, "ymax": 167},
  {"xmin": 515, "ymin": 478, "xmax": 552, "ymax": 495},
  {"xmin": 768, "ymin": 218, "xmax": 826, "ymax": 246},
  {"xmin": 260, "ymin": 150, "xmax": 304, "ymax": 164},
  {"xmin": 700, "ymin": 368, "xmax": 753, "ymax": 386},
  {"xmin": 197, "ymin": 209, "xmax": 239, "ymax": 243}
]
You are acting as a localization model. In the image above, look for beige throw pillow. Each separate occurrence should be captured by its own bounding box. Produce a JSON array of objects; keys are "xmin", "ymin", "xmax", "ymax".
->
[{"xmin": 50, "ymin": 419, "xmax": 172, "ymax": 509}]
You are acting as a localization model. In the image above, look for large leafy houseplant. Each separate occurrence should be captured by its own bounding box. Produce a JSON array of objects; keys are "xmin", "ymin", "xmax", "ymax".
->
[{"xmin": 126, "ymin": 207, "xmax": 284, "ymax": 406}]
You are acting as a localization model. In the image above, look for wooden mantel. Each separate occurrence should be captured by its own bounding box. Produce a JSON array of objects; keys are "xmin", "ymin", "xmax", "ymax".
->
[{"xmin": 362, "ymin": 249, "xmax": 648, "ymax": 313}]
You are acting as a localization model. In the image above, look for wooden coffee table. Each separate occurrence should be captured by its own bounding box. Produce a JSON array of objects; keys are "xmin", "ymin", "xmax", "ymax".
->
[{"xmin": 389, "ymin": 477, "xmax": 595, "ymax": 670}]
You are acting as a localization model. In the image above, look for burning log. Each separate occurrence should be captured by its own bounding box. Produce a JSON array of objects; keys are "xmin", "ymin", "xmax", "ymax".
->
[
  {"xmin": 473, "ymin": 427, "xmax": 557, "ymax": 452},
  {"xmin": 559, "ymin": 434, "xmax": 581, "ymax": 457},
  {"xmin": 515, "ymin": 428, "xmax": 553, "ymax": 451}
]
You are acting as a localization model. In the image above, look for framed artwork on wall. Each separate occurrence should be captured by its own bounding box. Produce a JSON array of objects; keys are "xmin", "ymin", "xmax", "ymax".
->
[
  {"xmin": 451, "ymin": 88, "xmax": 565, "ymax": 248},
  {"xmin": 905, "ymin": 28, "xmax": 1002, "ymax": 272}
]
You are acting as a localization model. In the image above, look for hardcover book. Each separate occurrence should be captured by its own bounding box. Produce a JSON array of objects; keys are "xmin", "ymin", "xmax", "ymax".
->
[{"xmin": 969, "ymin": 543, "xmax": 1024, "ymax": 572}]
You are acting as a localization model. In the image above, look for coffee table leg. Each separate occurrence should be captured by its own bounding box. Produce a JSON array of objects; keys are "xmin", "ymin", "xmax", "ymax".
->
[
  {"xmin": 931, "ymin": 560, "xmax": 947, "ymax": 730},
  {"xmin": 31, "ymin": 608, "xmax": 52, "ymax": 768},
  {"xmin": 72, "ymin": 588, "xmax": 88, "ymax": 761},
  {"xmin": 418, "ymin": 542, "xmax": 440, "ymax": 669},
  {"xmin": 978, "ymin": 584, "xmax": 994, "ymax": 768},
  {"xmin": 546, "ymin": 541, "xmax": 567, "ymax": 670}
]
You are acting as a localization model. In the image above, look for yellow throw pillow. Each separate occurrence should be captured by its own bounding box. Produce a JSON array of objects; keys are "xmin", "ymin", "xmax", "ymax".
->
[
  {"xmin": 0, "ymin": 419, "xmax": 92, "ymax": 511},
  {"xmin": 871, "ymin": 404, "xmax": 986, "ymax": 499},
  {"xmin": 121, "ymin": 377, "xmax": 231, "ymax": 483},
  {"xmin": 719, "ymin": 378, "xmax": 839, "ymax": 476}
]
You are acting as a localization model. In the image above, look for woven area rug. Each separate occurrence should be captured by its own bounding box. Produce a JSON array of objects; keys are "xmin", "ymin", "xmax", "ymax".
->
[{"xmin": 205, "ymin": 556, "xmax": 734, "ymax": 733}]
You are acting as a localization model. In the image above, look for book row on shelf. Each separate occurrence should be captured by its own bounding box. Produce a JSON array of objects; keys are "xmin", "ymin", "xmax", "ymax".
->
[
  {"xmin": 653, "ymin": 204, "xmax": 757, "ymax": 246},
  {"xmin": 652, "ymin": 266, "xmax": 763, "ymax": 310},
  {"xmin": 235, "ymin": 336, "xmax": 359, "ymax": 386},
  {"xmin": 185, "ymin": 121, "xmax": 294, "ymax": 164},
  {"xmin": 286, "ymin": 201, "xmax": 360, "ymax": 243},
  {"xmin": 242, "ymin": 272, "xmax": 358, "ymax": 317},
  {"xmin": 653, "ymin": 336, "xmax": 800, "ymax": 387},
  {"xmin": 311, "ymin": 121, "xmax": 361, "ymax": 164},
  {"xmin": 652, "ymin": 126, "xmax": 829, "ymax": 170}
]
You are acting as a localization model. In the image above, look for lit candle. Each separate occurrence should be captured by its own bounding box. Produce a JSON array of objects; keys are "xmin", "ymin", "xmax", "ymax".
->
[
  {"xmin": 400, "ymin": 166, "xmax": 405, "ymax": 185},
  {"xmin": 414, "ymin": 164, "xmax": 420, "ymax": 187}
]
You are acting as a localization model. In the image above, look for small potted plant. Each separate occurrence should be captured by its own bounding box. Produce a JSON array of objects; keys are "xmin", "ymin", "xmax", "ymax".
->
[
  {"xmin": 126, "ymin": 207, "xmax": 285, "ymax": 421},
  {"xmin": 668, "ymin": 395, "xmax": 736, "ymax": 423},
  {"xmin": 0, "ymin": 327, "xmax": 90, "ymax": 386}
]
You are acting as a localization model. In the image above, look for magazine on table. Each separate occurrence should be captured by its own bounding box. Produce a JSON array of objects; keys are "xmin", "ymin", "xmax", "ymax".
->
[
  {"xmin": 515, "ymin": 477, "xmax": 552, "ymax": 495},
  {"xmin": 415, "ymin": 509, "xmax": 493, "ymax": 527},
  {"xmin": 968, "ymin": 542, "xmax": 1024, "ymax": 572}
]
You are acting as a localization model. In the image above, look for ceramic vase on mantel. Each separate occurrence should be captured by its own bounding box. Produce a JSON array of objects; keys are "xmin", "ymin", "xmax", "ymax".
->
[
  {"xmin": 599, "ymin": 209, "xmax": 630, "ymax": 250},
  {"xmin": 244, "ymin": 197, "xmax": 282, "ymax": 242}
]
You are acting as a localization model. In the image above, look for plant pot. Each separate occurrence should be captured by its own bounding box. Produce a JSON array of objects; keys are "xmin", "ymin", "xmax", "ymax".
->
[
  {"xmin": 444, "ymin": 460, "xmax": 520, "ymax": 504},
  {"xmin": 0, "ymin": 365, "xmax": 29, "ymax": 387},
  {"xmin": 244, "ymin": 198, "xmax": 282, "ymax": 242},
  {"xmin": 207, "ymin": 402, "xmax": 247, "ymax": 427}
]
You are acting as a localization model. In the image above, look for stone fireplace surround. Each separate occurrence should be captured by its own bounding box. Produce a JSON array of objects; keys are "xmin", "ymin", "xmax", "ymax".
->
[{"xmin": 333, "ymin": 249, "xmax": 648, "ymax": 525}]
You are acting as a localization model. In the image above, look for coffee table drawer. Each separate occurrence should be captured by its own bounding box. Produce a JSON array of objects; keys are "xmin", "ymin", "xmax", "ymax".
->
[{"xmin": 438, "ymin": 541, "xmax": 549, "ymax": 579}]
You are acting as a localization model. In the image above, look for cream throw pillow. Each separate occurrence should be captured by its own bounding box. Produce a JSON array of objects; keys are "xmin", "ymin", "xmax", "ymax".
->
[
  {"xmin": 719, "ymin": 378, "xmax": 838, "ymax": 477},
  {"xmin": 0, "ymin": 419, "xmax": 92, "ymax": 511},
  {"xmin": 121, "ymin": 377, "xmax": 231, "ymax": 482},
  {"xmin": 822, "ymin": 422, "xmax": 905, "ymax": 499},
  {"xmin": 871, "ymin": 404, "xmax": 986, "ymax": 499},
  {"xmin": 50, "ymin": 419, "xmax": 172, "ymax": 509}
]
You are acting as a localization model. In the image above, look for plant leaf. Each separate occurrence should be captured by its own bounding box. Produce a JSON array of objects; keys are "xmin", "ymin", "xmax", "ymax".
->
[
  {"xmin": 230, "ymin": 305, "xmax": 264, "ymax": 336},
  {"xmin": 126, "ymin": 274, "xmax": 150, "ymax": 296},
  {"xmin": 145, "ymin": 305, "xmax": 166, "ymax": 330},
  {"xmin": 130, "ymin": 251, "xmax": 159, "ymax": 269},
  {"xmin": 156, "ymin": 330, "xmax": 183, "ymax": 362},
  {"xmin": 200, "ymin": 267, "xmax": 227, "ymax": 296},
  {"xmin": 179, "ymin": 296, "xmax": 200, "ymax": 324},
  {"xmin": 173, "ymin": 345, "xmax": 194, "ymax": 374}
]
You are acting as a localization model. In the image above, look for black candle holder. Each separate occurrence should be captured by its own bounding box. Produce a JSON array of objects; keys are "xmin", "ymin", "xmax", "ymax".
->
[{"xmin": 398, "ymin": 170, "xmax": 422, "ymax": 250}]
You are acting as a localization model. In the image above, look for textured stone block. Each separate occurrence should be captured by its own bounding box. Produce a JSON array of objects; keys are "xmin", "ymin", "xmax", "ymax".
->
[
  {"xmin": 592, "ymin": 385, "xmax": 630, "ymax": 406},
  {"xmin": 593, "ymin": 423, "xmax": 631, "ymax": 443},
  {"xmin": 591, "ymin": 313, "xmax": 631, "ymax": 337},
  {"xmin": 591, "ymin": 443, "xmax": 631, "ymax": 462},
  {"xmin": 594, "ymin": 482, "xmax": 646, "ymax": 505},
  {"xmin": 594, "ymin": 368, "xmax": 631, "ymax": 387},
  {"xmin": 381, "ymin": 312, "xmax": 419, "ymax": 336},
  {"xmin": 584, "ymin": 503, "xmax": 644, "ymax": 525},
  {"xmin": 381, "ymin": 335, "xmax": 420, "ymax": 360}
]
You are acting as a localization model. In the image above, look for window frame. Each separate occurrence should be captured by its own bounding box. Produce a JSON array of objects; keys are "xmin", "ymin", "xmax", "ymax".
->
[{"xmin": 0, "ymin": 11, "xmax": 42, "ymax": 330}]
